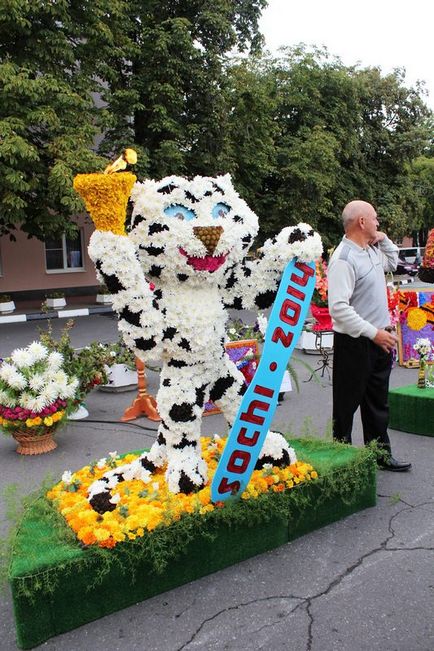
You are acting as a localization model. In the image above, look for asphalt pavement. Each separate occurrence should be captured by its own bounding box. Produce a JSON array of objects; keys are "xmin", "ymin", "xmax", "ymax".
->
[{"xmin": 1, "ymin": 314, "xmax": 433, "ymax": 650}]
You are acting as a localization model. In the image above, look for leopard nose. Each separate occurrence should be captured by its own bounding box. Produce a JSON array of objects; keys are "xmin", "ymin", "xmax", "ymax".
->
[{"xmin": 193, "ymin": 226, "xmax": 223, "ymax": 255}]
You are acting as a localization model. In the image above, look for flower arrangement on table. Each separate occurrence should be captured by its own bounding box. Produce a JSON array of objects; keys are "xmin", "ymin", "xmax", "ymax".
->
[
  {"xmin": 0, "ymin": 342, "xmax": 78, "ymax": 438},
  {"xmin": 47, "ymin": 435, "xmax": 318, "ymax": 549},
  {"xmin": 413, "ymin": 338, "xmax": 434, "ymax": 388}
]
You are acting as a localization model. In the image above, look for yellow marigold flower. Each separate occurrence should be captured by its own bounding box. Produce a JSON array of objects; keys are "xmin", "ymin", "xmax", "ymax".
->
[
  {"xmin": 77, "ymin": 526, "xmax": 97, "ymax": 546},
  {"xmin": 73, "ymin": 172, "xmax": 136, "ymax": 235},
  {"xmin": 198, "ymin": 487, "xmax": 211, "ymax": 506},
  {"xmin": 113, "ymin": 531, "xmax": 126, "ymax": 542},
  {"xmin": 407, "ymin": 307, "xmax": 427, "ymax": 331},
  {"xmin": 44, "ymin": 416, "xmax": 53, "ymax": 426},
  {"xmin": 127, "ymin": 532, "xmax": 137, "ymax": 540},
  {"xmin": 311, "ymin": 471, "xmax": 318, "ymax": 479},
  {"xmin": 34, "ymin": 416, "xmax": 42, "ymax": 425},
  {"xmin": 199, "ymin": 504, "xmax": 214, "ymax": 514},
  {"xmin": 25, "ymin": 418, "xmax": 34, "ymax": 427},
  {"xmin": 94, "ymin": 527, "xmax": 111, "ymax": 542}
]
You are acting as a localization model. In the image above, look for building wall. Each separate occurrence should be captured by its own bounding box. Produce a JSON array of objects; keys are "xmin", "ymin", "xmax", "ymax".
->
[{"xmin": 0, "ymin": 216, "xmax": 98, "ymax": 294}]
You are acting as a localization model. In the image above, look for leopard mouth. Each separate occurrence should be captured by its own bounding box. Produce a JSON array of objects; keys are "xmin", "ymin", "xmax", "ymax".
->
[{"xmin": 179, "ymin": 248, "xmax": 227, "ymax": 273}]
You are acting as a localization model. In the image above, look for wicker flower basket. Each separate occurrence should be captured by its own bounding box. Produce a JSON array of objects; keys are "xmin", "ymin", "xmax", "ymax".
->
[{"xmin": 12, "ymin": 429, "xmax": 57, "ymax": 455}]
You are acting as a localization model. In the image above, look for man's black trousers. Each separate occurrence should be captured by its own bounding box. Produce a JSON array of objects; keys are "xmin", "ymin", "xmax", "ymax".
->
[{"xmin": 332, "ymin": 331, "xmax": 392, "ymax": 451}]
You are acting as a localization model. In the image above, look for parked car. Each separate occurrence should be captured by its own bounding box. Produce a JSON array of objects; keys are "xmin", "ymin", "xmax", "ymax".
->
[
  {"xmin": 398, "ymin": 247, "xmax": 424, "ymax": 264},
  {"xmin": 395, "ymin": 256, "xmax": 419, "ymax": 276}
]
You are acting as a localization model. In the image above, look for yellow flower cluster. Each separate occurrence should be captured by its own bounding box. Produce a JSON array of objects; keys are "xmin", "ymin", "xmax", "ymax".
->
[
  {"xmin": 73, "ymin": 172, "xmax": 136, "ymax": 235},
  {"xmin": 0, "ymin": 410, "xmax": 65, "ymax": 429},
  {"xmin": 407, "ymin": 307, "xmax": 427, "ymax": 331},
  {"xmin": 47, "ymin": 437, "xmax": 318, "ymax": 549},
  {"xmin": 25, "ymin": 411, "xmax": 65, "ymax": 428}
]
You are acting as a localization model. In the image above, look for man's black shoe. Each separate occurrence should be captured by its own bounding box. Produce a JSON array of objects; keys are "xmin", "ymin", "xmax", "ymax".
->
[{"xmin": 377, "ymin": 456, "xmax": 412, "ymax": 472}]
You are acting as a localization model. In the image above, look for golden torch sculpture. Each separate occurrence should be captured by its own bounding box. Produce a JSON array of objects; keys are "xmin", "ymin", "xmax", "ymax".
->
[{"xmin": 73, "ymin": 149, "xmax": 138, "ymax": 236}]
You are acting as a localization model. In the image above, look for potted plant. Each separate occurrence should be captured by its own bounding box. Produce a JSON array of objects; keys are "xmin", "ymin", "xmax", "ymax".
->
[
  {"xmin": 310, "ymin": 258, "xmax": 332, "ymax": 330},
  {"xmin": 96, "ymin": 283, "xmax": 113, "ymax": 304},
  {"xmin": 45, "ymin": 291, "xmax": 66, "ymax": 309},
  {"xmin": 0, "ymin": 294, "xmax": 16, "ymax": 314},
  {"xmin": 39, "ymin": 319, "xmax": 112, "ymax": 418},
  {"xmin": 100, "ymin": 339, "xmax": 137, "ymax": 391},
  {"xmin": 0, "ymin": 342, "xmax": 79, "ymax": 454}
]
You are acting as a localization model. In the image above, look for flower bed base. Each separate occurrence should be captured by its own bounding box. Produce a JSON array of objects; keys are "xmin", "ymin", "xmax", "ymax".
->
[
  {"xmin": 9, "ymin": 439, "xmax": 376, "ymax": 649},
  {"xmin": 389, "ymin": 384, "xmax": 434, "ymax": 436}
]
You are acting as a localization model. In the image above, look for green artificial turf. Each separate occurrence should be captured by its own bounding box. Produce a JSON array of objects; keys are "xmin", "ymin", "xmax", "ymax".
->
[
  {"xmin": 389, "ymin": 384, "xmax": 434, "ymax": 436},
  {"xmin": 9, "ymin": 438, "xmax": 376, "ymax": 649}
]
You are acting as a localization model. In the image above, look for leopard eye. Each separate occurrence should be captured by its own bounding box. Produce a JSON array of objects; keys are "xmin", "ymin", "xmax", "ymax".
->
[
  {"xmin": 212, "ymin": 202, "xmax": 230, "ymax": 219},
  {"xmin": 164, "ymin": 204, "xmax": 196, "ymax": 221}
]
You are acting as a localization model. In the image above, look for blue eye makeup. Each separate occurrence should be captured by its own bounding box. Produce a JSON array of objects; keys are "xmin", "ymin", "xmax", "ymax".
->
[
  {"xmin": 212, "ymin": 202, "xmax": 230, "ymax": 219},
  {"xmin": 164, "ymin": 204, "xmax": 196, "ymax": 221}
]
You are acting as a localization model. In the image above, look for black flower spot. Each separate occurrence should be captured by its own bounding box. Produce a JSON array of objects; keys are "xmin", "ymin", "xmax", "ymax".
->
[
  {"xmin": 168, "ymin": 359, "xmax": 188, "ymax": 368},
  {"xmin": 120, "ymin": 306, "xmax": 141, "ymax": 328},
  {"xmin": 169, "ymin": 402, "xmax": 195, "ymax": 422},
  {"xmin": 135, "ymin": 337, "xmax": 156, "ymax": 351},
  {"xmin": 210, "ymin": 375, "xmax": 235, "ymax": 402},
  {"xmin": 288, "ymin": 228, "xmax": 306, "ymax": 244},
  {"xmin": 148, "ymin": 223, "xmax": 169, "ymax": 235},
  {"xmin": 162, "ymin": 327, "xmax": 177, "ymax": 340},
  {"xmin": 148, "ymin": 265, "xmax": 162, "ymax": 278},
  {"xmin": 255, "ymin": 290, "xmax": 276, "ymax": 309}
]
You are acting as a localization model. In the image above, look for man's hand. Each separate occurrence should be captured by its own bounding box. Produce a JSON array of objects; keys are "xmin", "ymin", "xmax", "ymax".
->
[
  {"xmin": 373, "ymin": 328, "xmax": 397, "ymax": 353},
  {"xmin": 369, "ymin": 232, "xmax": 386, "ymax": 245}
]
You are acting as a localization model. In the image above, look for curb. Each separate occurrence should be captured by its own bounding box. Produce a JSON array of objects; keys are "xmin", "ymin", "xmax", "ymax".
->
[{"xmin": 0, "ymin": 304, "xmax": 114, "ymax": 325}]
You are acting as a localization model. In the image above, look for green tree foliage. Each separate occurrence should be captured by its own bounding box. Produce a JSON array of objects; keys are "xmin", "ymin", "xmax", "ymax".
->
[
  {"xmin": 226, "ymin": 48, "xmax": 432, "ymax": 247},
  {"xmin": 99, "ymin": 0, "xmax": 267, "ymax": 178},
  {"xmin": 0, "ymin": 4, "xmax": 432, "ymax": 247},
  {"xmin": 0, "ymin": 0, "xmax": 130, "ymax": 239}
]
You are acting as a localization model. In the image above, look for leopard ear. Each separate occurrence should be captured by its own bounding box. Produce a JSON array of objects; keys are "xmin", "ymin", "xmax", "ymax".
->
[{"xmin": 216, "ymin": 173, "xmax": 233, "ymax": 191}]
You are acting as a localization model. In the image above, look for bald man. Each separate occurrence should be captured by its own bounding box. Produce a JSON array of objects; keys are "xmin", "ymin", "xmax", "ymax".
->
[{"xmin": 328, "ymin": 200, "xmax": 411, "ymax": 471}]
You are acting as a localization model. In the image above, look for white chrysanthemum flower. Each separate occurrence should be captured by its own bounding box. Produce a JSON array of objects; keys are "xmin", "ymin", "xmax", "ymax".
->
[
  {"xmin": 0, "ymin": 389, "xmax": 17, "ymax": 407},
  {"xmin": 0, "ymin": 362, "xmax": 18, "ymax": 383},
  {"xmin": 108, "ymin": 451, "xmax": 118, "ymax": 459},
  {"xmin": 96, "ymin": 458, "xmax": 107, "ymax": 469},
  {"xmin": 11, "ymin": 347, "xmax": 34, "ymax": 369},
  {"xmin": 26, "ymin": 395, "xmax": 47, "ymax": 412},
  {"xmin": 40, "ymin": 384, "xmax": 58, "ymax": 404},
  {"xmin": 29, "ymin": 373, "xmax": 46, "ymax": 391},
  {"xmin": 257, "ymin": 313, "xmax": 268, "ymax": 337},
  {"xmin": 7, "ymin": 369, "xmax": 28, "ymax": 391},
  {"xmin": 47, "ymin": 351, "xmax": 63, "ymax": 371},
  {"xmin": 62, "ymin": 470, "xmax": 73, "ymax": 484},
  {"xmin": 27, "ymin": 341, "xmax": 48, "ymax": 362}
]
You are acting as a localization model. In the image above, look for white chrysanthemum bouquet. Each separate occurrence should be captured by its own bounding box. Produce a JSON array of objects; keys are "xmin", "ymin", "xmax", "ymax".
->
[
  {"xmin": 0, "ymin": 342, "xmax": 79, "ymax": 436},
  {"xmin": 413, "ymin": 338, "xmax": 433, "ymax": 361}
]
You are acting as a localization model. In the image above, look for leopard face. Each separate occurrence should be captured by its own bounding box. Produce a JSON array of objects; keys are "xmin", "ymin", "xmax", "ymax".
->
[{"xmin": 128, "ymin": 174, "xmax": 258, "ymax": 287}]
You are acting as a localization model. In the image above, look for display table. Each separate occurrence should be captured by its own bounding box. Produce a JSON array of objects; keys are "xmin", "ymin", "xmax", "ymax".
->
[
  {"xmin": 389, "ymin": 384, "xmax": 434, "ymax": 436},
  {"xmin": 9, "ymin": 439, "xmax": 376, "ymax": 649}
]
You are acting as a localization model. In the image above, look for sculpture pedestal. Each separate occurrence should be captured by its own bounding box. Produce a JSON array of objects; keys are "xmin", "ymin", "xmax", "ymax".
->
[
  {"xmin": 389, "ymin": 384, "xmax": 434, "ymax": 436},
  {"xmin": 9, "ymin": 439, "xmax": 376, "ymax": 649}
]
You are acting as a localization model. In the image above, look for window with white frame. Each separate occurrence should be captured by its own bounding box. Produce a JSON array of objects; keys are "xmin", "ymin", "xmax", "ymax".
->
[{"xmin": 45, "ymin": 230, "xmax": 84, "ymax": 272}]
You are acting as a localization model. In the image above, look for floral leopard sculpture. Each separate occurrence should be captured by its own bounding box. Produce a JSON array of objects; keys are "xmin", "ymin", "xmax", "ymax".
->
[{"xmin": 86, "ymin": 174, "xmax": 322, "ymax": 513}]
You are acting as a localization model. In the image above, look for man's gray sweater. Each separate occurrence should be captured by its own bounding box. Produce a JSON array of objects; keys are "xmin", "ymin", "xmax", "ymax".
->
[{"xmin": 327, "ymin": 235, "xmax": 398, "ymax": 339}]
